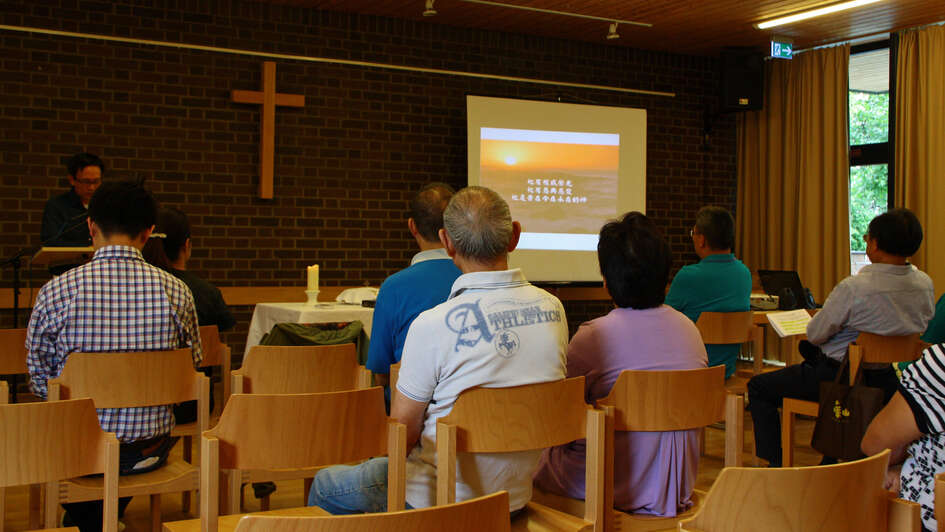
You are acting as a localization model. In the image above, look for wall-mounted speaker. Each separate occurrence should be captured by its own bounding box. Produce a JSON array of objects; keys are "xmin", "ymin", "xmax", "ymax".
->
[{"xmin": 719, "ymin": 47, "xmax": 764, "ymax": 112}]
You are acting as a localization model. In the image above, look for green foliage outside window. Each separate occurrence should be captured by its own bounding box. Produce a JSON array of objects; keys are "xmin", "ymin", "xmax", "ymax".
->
[{"xmin": 849, "ymin": 91, "xmax": 889, "ymax": 252}]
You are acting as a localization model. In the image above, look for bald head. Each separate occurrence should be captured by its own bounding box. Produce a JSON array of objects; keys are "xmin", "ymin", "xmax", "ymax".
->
[
  {"xmin": 442, "ymin": 186, "xmax": 515, "ymax": 263},
  {"xmin": 410, "ymin": 182, "xmax": 455, "ymax": 243}
]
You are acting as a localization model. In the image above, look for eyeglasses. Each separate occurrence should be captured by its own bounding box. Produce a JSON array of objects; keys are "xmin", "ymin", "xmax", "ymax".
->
[{"xmin": 74, "ymin": 178, "xmax": 101, "ymax": 187}]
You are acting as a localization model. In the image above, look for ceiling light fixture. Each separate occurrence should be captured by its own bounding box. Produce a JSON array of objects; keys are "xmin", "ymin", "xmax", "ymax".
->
[
  {"xmin": 423, "ymin": 0, "xmax": 437, "ymax": 17},
  {"xmin": 606, "ymin": 22, "xmax": 620, "ymax": 40},
  {"xmin": 755, "ymin": 0, "xmax": 883, "ymax": 29}
]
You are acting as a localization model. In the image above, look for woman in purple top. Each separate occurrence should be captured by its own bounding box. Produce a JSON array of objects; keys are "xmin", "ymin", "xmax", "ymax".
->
[{"xmin": 533, "ymin": 212, "xmax": 708, "ymax": 517}]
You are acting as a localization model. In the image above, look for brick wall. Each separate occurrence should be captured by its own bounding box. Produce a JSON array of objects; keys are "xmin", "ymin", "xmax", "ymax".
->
[{"xmin": 0, "ymin": 0, "xmax": 737, "ymax": 339}]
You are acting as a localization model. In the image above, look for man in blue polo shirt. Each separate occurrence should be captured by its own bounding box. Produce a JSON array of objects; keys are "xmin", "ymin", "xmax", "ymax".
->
[
  {"xmin": 665, "ymin": 206, "xmax": 752, "ymax": 378},
  {"xmin": 366, "ymin": 183, "xmax": 462, "ymax": 404}
]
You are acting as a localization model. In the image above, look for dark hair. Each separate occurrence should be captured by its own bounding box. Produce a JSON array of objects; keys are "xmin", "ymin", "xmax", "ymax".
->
[
  {"xmin": 410, "ymin": 182, "xmax": 455, "ymax": 242},
  {"xmin": 694, "ymin": 206, "xmax": 735, "ymax": 251},
  {"xmin": 87, "ymin": 181, "xmax": 157, "ymax": 238},
  {"xmin": 598, "ymin": 212, "xmax": 672, "ymax": 309},
  {"xmin": 867, "ymin": 208, "xmax": 923, "ymax": 257},
  {"xmin": 66, "ymin": 152, "xmax": 105, "ymax": 178},
  {"xmin": 142, "ymin": 207, "xmax": 191, "ymax": 270}
]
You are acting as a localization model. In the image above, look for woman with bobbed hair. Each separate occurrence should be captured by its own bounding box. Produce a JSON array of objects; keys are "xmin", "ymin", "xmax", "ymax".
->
[{"xmin": 533, "ymin": 212, "xmax": 707, "ymax": 517}]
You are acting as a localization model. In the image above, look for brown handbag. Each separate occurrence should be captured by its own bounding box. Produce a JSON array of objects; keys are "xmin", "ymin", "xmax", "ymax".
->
[{"xmin": 810, "ymin": 358, "xmax": 885, "ymax": 461}]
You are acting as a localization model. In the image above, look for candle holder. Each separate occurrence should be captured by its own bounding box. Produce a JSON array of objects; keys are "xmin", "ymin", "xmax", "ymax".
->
[{"xmin": 305, "ymin": 289, "xmax": 320, "ymax": 306}]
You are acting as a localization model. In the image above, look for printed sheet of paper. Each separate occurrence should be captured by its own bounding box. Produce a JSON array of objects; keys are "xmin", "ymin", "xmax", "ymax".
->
[{"xmin": 765, "ymin": 309, "xmax": 812, "ymax": 338}]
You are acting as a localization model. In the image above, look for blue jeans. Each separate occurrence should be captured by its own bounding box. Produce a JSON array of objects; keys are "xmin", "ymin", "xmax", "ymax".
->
[{"xmin": 309, "ymin": 457, "xmax": 413, "ymax": 514}]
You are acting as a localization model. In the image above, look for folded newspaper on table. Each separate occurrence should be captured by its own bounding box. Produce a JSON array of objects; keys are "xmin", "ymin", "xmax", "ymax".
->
[{"xmin": 765, "ymin": 309, "xmax": 812, "ymax": 338}]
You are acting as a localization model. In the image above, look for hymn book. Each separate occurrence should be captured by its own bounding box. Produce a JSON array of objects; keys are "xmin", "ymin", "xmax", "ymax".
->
[{"xmin": 765, "ymin": 309, "xmax": 812, "ymax": 338}]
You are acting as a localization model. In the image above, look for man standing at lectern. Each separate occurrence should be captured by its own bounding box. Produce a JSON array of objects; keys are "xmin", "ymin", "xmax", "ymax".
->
[
  {"xmin": 41, "ymin": 152, "xmax": 103, "ymax": 246},
  {"xmin": 366, "ymin": 182, "xmax": 461, "ymax": 406}
]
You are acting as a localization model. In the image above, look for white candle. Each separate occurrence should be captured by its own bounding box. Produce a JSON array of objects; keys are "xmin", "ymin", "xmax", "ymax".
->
[{"xmin": 307, "ymin": 264, "xmax": 319, "ymax": 290}]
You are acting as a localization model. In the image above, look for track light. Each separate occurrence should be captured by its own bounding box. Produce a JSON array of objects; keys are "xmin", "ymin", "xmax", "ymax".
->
[
  {"xmin": 606, "ymin": 22, "xmax": 620, "ymax": 40},
  {"xmin": 423, "ymin": 0, "xmax": 437, "ymax": 17}
]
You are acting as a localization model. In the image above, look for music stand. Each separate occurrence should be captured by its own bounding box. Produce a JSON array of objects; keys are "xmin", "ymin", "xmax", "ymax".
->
[{"xmin": 758, "ymin": 269, "xmax": 810, "ymax": 310}]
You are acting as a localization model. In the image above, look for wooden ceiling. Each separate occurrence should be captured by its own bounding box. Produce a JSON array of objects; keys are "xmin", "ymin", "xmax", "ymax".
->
[{"xmin": 263, "ymin": 0, "xmax": 945, "ymax": 55}]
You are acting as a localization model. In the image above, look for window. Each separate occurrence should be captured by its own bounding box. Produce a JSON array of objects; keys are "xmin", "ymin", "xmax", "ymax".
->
[{"xmin": 848, "ymin": 44, "xmax": 891, "ymax": 273}]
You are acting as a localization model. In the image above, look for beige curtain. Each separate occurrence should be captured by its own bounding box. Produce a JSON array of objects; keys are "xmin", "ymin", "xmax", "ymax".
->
[
  {"xmin": 735, "ymin": 45, "xmax": 851, "ymax": 302},
  {"xmin": 895, "ymin": 25, "xmax": 945, "ymax": 294}
]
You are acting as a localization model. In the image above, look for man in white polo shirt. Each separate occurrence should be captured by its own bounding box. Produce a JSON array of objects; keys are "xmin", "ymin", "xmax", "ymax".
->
[{"xmin": 309, "ymin": 186, "xmax": 568, "ymax": 514}]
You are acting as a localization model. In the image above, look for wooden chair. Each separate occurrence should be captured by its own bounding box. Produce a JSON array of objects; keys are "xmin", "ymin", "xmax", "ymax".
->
[
  {"xmin": 695, "ymin": 311, "xmax": 765, "ymax": 377},
  {"xmin": 0, "ymin": 398, "xmax": 120, "ymax": 532},
  {"xmin": 232, "ymin": 491, "xmax": 511, "ymax": 532},
  {"xmin": 226, "ymin": 343, "xmax": 372, "ymax": 512},
  {"xmin": 173, "ymin": 325, "xmax": 234, "ymax": 513},
  {"xmin": 598, "ymin": 366, "xmax": 741, "ymax": 532},
  {"xmin": 389, "ymin": 363, "xmax": 400, "ymax": 391},
  {"xmin": 781, "ymin": 333, "xmax": 925, "ymax": 467},
  {"xmin": 0, "ymin": 328, "xmax": 28, "ymax": 403},
  {"xmin": 161, "ymin": 388, "xmax": 407, "ymax": 532},
  {"xmin": 435, "ymin": 377, "xmax": 606, "ymax": 532},
  {"xmin": 48, "ymin": 349, "xmax": 209, "ymax": 532},
  {"xmin": 678, "ymin": 450, "xmax": 921, "ymax": 531}
]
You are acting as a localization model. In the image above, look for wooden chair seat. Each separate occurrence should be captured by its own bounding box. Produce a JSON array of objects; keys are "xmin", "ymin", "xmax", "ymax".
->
[
  {"xmin": 163, "ymin": 504, "xmax": 332, "ymax": 532},
  {"xmin": 532, "ymin": 487, "xmax": 706, "ymax": 532},
  {"xmin": 60, "ymin": 458, "xmax": 198, "ymax": 500}
]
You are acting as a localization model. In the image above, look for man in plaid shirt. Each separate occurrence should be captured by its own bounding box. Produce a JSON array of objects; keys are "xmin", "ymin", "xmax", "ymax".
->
[{"xmin": 27, "ymin": 180, "xmax": 202, "ymax": 531}]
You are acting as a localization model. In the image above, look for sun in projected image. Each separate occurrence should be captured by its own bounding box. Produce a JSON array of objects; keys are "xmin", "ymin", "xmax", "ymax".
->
[{"xmin": 504, "ymin": 155, "xmax": 518, "ymax": 165}]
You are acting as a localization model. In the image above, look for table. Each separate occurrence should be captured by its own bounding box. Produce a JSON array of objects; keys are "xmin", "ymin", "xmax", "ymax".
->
[{"xmin": 245, "ymin": 302, "xmax": 375, "ymax": 357}]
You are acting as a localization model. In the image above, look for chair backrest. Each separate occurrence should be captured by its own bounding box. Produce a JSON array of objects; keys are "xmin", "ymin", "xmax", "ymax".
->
[
  {"xmin": 201, "ymin": 388, "xmax": 406, "ymax": 532},
  {"xmin": 209, "ymin": 388, "xmax": 394, "ymax": 470},
  {"xmin": 435, "ymin": 377, "xmax": 605, "ymax": 530},
  {"xmin": 849, "ymin": 333, "xmax": 925, "ymax": 385},
  {"xmin": 233, "ymin": 344, "xmax": 369, "ymax": 394},
  {"xmin": 596, "ymin": 366, "xmax": 727, "ymax": 431},
  {"xmin": 48, "ymin": 348, "xmax": 206, "ymax": 408},
  {"xmin": 679, "ymin": 450, "xmax": 892, "ymax": 532},
  {"xmin": 695, "ymin": 311, "xmax": 754, "ymax": 344},
  {"xmin": 0, "ymin": 399, "xmax": 120, "ymax": 532},
  {"xmin": 0, "ymin": 328, "xmax": 28, "ymax": 375},
  {"xmin": 438, "ymin": 377, "xmax": 589, "ymax": 453},
  {"xmin": 233, "ymin": 491, "xmax": 511, "ymax": 532},
  {"xmin": 198, "ymin": 325, "xmax": 226, "ymax": 368}
]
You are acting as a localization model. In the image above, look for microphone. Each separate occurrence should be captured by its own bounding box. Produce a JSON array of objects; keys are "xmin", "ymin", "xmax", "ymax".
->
[{"xmin": 44, "ymin": 211, "xmax": 90, "ymax": 246}]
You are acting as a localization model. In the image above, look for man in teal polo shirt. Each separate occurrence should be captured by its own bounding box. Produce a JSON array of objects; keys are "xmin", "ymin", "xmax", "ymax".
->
[{"xmin": 665, "ymin": 206, "xmax": 752, "ymax": 378}]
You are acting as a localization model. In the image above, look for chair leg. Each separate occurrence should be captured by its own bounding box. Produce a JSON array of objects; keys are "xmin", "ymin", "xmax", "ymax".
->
[
  {"xmin": 261, "ymin": 494, "xmax": 271, "ymax": 511},
  {"xmin": 182, "ymin": 436, "xmax": 193, "ymax": 514},
  {"xmin": 304, "ymin": 478, "xmax": 314, "ymax": 506},
  {"xmin": 150, "ymin": 494, "xmax": 161, "ymax": 532},
  {"xmin": 698, "ymin": 428, "xmax": 706, "ymax": 457},
  {"xmin": 29, "ymin": 484, "xmax": 42, "ymax": 529},
  {"xmin": 781, "ymin": 407, "xmax": 795, "ymax": 467}
]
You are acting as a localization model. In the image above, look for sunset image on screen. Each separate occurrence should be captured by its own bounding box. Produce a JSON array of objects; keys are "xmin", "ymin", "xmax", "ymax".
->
[{"xmin": 479, "ymin": 128, "xmax": 619, "ymax": 238}]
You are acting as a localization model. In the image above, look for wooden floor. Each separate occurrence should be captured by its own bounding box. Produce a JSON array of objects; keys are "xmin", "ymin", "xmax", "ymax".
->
[{"xmin": 1, "ymin": 409, "xmax": 824, "ymax": 531}]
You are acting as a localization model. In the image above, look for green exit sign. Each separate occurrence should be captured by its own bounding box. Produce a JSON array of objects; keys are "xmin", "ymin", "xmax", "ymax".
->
[{"xmin": 771, "ymin": 41, "xmax": 793, "ymax": 59}]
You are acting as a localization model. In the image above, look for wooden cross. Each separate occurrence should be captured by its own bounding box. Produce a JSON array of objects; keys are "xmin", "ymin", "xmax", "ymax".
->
[{"xmin": 231, "ymin": 61, "xmax": 305, "ymax": 199}]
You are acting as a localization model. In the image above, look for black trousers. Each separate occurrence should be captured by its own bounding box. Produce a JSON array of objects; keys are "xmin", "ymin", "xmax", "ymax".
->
[{"xmin": 747, "ymin": 350, "xmax": 898, "ymax": 467}]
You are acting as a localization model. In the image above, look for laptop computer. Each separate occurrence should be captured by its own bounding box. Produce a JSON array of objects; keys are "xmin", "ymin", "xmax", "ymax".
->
[{"xmin": 757, "ymin": 269, "xmax": 817, "ymax": 310}]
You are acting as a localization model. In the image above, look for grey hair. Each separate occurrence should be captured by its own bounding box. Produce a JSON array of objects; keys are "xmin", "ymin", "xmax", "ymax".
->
[{"xmin": 443, "ymin": 186, "xmax": 513, "ymax": 262}]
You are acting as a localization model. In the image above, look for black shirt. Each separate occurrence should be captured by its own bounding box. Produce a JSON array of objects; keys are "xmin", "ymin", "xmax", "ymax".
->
[
  {"xmin": 41, "ymin": 188, "xmax": 91, "ymax": 246},
  {"xmin": 168, "ymin": 268, "xmax": 236, "ymax": 332}
]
